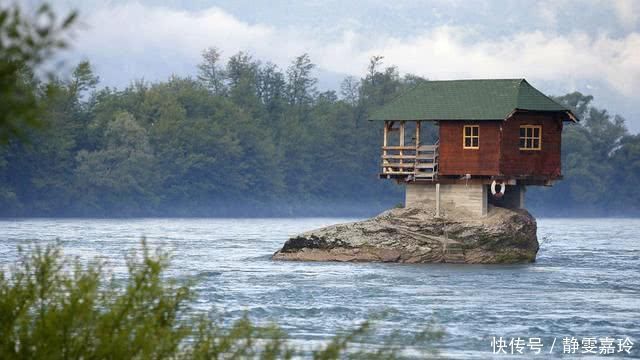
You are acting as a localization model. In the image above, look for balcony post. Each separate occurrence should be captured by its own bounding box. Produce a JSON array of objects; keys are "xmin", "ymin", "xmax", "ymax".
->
[
  {"xmin": 415, "ymin": 121, "xmax": 421, "ymax": 175},
  {"xmin": 436, "ymin": 183, "xmax": 441, "ymax": 217},
  {"xmin": 383, "ymin": 121, "xmax": 388, "ymax": 173},
  {"xmin": 399, "ymin": 121, "xmax": 405, "ymax": 168},
  {"xmin": 383, "ymin": 121, "xmax": 388, "ymax": 148}
]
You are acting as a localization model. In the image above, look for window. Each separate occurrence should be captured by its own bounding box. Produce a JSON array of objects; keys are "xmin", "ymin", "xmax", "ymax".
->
[
  {"xmin": 463, "ymin": 125, "xmax": 479, "ymax": 149},
  {"xmin": 519, "ymin": 125, "xmax": 542, "ymax": 150}
]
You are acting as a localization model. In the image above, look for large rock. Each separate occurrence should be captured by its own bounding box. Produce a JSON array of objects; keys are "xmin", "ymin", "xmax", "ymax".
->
[{"xmin": 272, "ymin": 204, "xmax": 539, "ymax": 264}]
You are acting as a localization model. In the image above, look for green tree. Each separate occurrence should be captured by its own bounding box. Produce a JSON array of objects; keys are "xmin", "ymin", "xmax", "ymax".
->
[
  {"xmin": 74, "ymin": 111, "xmax": 156, "ymax": 213},
  {"xmin": 0, "ymin": 3, "xmax": 77, "ymax": 142},
  {"xmin": 197, "ymin": 47, "xmax": 226, "ymax": 95},
  {"xmin": 258, "ymin": 62, "xmax": 287, "ymax": 122},
  {"xmin": 226, "ymin": 51, "xmax": 262, "ymax": 117},
  {"xmin": 340, "ymin": 75, "xmax": 360, "ymax": 107},
  {"xmin": 359, "ymin": 56, "xmax": 401, "ymax": 109},
  {"xmin": 286, "ymin": 53, "xmax": 317, "ymax": 110},
  {"xmin": 0, "ymin": 61, "xmax": 98, "ymax": 215},
  {"xmin": 528, "ymin": 92, "xmax": 632, "ymax": 214},
  {"xmin": 609, "ymin": 134, "xmax": 640, "ymax": 213}
]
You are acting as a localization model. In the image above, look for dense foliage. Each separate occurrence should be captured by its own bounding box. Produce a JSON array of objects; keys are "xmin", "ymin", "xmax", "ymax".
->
[
  {"xmin": 0, "ymin": 1, "xmax": 638, "ymax": 217},
  {"xmin": 0, "ymin": 241, "xmax": 443, "ymax": 359},
  {"xmin": 527, "ymin": 93, "xmax": 640, "ymax": 216},
  {"xmin": 1, "ymin": 51, "xmax": 638, "ymax": 217},
  {"xmin": 0, "ymin": 53, "xmax": 416, "ymax": 216},
  {"xmin": 0, "ymin": 3, "xmax": 76, "ymax": 143}
]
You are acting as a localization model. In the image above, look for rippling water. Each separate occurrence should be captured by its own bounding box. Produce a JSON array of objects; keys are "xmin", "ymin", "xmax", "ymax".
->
[{"xmin": 1, "ymin": 218, "xmax": 639, "ymax": 358}]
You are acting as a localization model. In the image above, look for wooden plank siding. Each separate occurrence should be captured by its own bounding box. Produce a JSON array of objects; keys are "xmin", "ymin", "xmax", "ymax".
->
[
  {"xmin": 436, "ymin": 113, "xmax": 563, "ymax": 179},
  {"xmin": 499, "ymin": 113, "xmax": 563, "ymax": 178},
  {"xmin": 438, "ymin": 121, "xmax": 502, "ymax": 176}
]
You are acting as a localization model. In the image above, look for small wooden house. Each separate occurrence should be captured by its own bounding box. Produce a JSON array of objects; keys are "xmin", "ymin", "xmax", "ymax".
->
[{"xmin": 369, "ymin": 79, "xmax": 577, "ymax": 217}]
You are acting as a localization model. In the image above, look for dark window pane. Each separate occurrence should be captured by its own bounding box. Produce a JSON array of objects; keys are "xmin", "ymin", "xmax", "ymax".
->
[
  {"xmin": 520, "ymin": 127, "xmax": 525, "ymax": 137},
  {"xmin": 533, "ymin": 139, "xmax": 540, "ymax": 149},
  {"xmin": 465, "ymin": 138, "xmax": 471, "ymax": 147},
  {"xmin": 534, "ymin": 127, "xmax": 540, "ymax": 138},
  {"xmin": 465, "ymin": 127, "xmax": 471, "ymax": 136},
  {"xmin": 472, "ymin": 138, "xmax": 478, "ymax": 147},
  {"xmin": 519, "ymin": 138, "xmax": 526, "ymax": 148},
  {"xmin": 527, "ymin": 139, "xmax": 533, "ymax": 148},
  {"xmin": 472, "ymin": 126, "xmax": 479, "ymax": 136}
]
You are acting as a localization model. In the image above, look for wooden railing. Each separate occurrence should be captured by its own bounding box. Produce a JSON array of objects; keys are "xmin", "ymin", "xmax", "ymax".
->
[{"xmin": 381, "ymin": 143, "xmax": 439, "ymax": 180}]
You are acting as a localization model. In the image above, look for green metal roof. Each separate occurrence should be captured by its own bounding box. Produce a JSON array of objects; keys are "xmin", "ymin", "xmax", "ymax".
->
[{"xmin": 369, "ymin": 79, "xmax": 576, "ymax": 121}]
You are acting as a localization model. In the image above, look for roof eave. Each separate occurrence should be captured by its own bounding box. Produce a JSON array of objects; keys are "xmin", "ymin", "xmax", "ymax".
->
[
  {"xmin": 507, "ymin": 108, "xmax": 580, "ymax": 122},
  {"xmin": 368, "ymin": 117, "xmax": 507, "ymax": 121},
  {"xmin": 565, "ymin": 110, "xmax": 579, "ymax": 122}
]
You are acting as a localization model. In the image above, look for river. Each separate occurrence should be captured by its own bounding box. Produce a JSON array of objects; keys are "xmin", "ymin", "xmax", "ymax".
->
[{"xmin": 0, "ymin": 218, "xmax": 638, "ymax": 358}]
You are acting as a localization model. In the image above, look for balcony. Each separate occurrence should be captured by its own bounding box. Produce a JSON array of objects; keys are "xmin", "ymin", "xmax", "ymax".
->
[{"xmin": 381, "ymin": 142, "xmax": 439, "ymax": 181}]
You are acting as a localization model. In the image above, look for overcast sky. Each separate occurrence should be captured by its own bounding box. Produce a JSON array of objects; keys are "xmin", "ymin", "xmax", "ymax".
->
[{"xmin": 22, "ymin": 0, "xmax": 640, "ymax": 131}]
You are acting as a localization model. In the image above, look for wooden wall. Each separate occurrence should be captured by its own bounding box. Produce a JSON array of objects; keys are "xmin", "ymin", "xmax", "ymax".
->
[
  {"xmin": 438, "ymin": 121, "xmax": 501, "ymax": 176},
  {"xmin": 437, "ymin": 113, "xmax": 563, "ymax": 178},
  {"xmin": 499, "ymin": 113, "xmax": 563, "ymax": 178}
]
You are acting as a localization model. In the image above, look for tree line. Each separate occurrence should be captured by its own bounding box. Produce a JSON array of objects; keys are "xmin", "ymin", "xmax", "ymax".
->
[{"xmin": 1, "ymin": 49, "xmax": 638, "ymax": 217}]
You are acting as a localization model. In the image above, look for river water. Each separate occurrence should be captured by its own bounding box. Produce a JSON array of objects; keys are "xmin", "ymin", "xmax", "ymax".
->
[{"xmin": 0, "ymin": 218, "xmax": 638, "ymax": 358}]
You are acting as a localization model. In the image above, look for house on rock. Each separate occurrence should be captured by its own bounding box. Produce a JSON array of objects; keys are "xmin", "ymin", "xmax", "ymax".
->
[{"xmin": 369, "ymin": 79, "xmax": 577, "ymax": 217}]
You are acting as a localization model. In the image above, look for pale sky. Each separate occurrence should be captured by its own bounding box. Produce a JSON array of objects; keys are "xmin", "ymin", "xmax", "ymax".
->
[{"xmin": 21, "ymin": 0, "xmax": 640, "ymax": 131}]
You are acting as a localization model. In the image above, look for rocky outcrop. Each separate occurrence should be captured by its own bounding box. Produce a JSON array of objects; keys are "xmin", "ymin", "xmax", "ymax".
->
[{"xmin": 272, "ymin": 204, "xmax": 538, "ymax": 264}]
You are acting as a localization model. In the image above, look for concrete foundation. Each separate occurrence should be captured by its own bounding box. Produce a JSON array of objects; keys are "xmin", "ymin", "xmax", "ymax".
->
[
  {"xmin": 406, "ymin": 183, "xmax": 488, "ymax": 217},
  {"xmin": 405, "ymin": 183, "xmax": 526, "ymax": 217}
]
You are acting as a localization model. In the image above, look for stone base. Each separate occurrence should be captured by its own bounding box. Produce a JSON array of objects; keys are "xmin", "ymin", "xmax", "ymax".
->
[{"xmin": 273, "ymin": 205, "xmax": 539, "ymax": 264}]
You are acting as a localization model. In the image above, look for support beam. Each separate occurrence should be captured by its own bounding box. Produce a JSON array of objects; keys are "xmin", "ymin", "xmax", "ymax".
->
[
  {"xmin": 399, "ymin": 121, "xmax": 405, "ymax": 167},
  {"xmin": 414, "ymin": 121, "xmax": 421, "ymax": 175},
  {"xmin": 382, "ymin": 121, "xmax": 388, "ymax": 172},
  {"xmin": 435, "ymin": 183, "xmax": 441, "ymax": 217},
  {"xmin": 481, "ymin": 185, "xmax": 488, "ymax": 216},
  {"xmin": 383, "ymin": 121, "xmax": 388, "ymax": 147}
]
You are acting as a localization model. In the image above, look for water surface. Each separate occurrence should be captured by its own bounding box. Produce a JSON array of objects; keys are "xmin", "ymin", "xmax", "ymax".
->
[{"xmin": 0, "ymin": 218, "xmax": 638, "ymax": 358}]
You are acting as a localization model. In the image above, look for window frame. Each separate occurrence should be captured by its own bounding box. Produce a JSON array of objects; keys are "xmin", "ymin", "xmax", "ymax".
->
[
  {"xmin": 519, "ymin": 125, "xmax": 542, "ymax": 151},
  {"xmin": 462, "ymin": 125, "xmax": 480, "ymax": 150}
]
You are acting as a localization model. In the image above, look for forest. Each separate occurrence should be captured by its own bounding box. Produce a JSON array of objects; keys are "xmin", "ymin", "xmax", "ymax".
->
[{"xmin": 1, "ymin": 49, "xmax": 639, "ymax": 217}]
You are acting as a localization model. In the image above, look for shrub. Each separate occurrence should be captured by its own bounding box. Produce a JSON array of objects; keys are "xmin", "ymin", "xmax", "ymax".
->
[{"xmin": 0, "ymin": 241, "xmax": 442, "ymax": 359}]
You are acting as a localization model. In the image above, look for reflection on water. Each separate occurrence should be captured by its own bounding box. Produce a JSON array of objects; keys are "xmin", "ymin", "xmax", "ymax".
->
[{"xmin": 1, "ymin": 217, "xmax": 638, "ymax": 358}]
